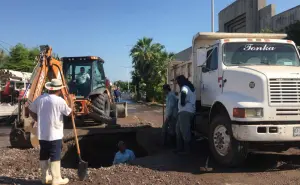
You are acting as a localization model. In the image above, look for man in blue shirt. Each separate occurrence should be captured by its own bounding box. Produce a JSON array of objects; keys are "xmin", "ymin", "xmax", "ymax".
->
[
  {"xmin": 113, "ymin": 141, "xmax": 136, "ymax": 165},
  {"xmin": 114, "ymin": 87, "xmax": 121, "ymax": 102},
  {"xmin": 162, "ymin": 84, "xmax": 178, "ymax": 147}
]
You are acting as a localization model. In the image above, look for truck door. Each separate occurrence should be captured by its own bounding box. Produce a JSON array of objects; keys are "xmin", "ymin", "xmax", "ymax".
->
[{"xmin": 201, "ymin": 46, "xmax": 220, "ymax": 106}]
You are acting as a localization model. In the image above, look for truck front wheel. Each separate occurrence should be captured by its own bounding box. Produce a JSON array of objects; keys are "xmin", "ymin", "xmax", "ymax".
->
[{"xmin": 208, "ymin": 115, "xmax": 247, "ymax": 167}]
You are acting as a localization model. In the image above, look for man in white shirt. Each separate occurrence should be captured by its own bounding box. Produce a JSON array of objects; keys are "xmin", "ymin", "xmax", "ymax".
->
[
  {"xmin": 174, "ymin": 75, "xmax": 196, "ymax": 155},
  {"xmin": 76, "ymin": 67, "xmax": 90, "ymax": 96},
  {"xmin": 113, "ymin": 141, "xmax": 136, "ymax": 165},
  {"xmin": 29, "ymin": 79, "xmax": 73, "ymax": 185}
]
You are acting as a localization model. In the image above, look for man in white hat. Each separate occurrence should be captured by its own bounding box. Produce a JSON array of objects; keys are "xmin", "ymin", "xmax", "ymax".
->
[{"xmin": 29, "ymin": 78, "xmax": 73, "ymax": 185}]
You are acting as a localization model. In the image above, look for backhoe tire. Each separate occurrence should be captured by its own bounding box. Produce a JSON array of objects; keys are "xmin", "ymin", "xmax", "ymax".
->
[
  {"xmin": 208, "ymin": 115, "xmax": 247, "ymax": 167},
  {"xmin": 90, "ymin": 93, "xmax": 113, "ymax": 124}
]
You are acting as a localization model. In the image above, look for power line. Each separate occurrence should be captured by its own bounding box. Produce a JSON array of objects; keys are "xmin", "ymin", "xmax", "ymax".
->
[
  {"xmin": 0, "ymin": 40, "xmax": 13, "ymax": 47},
  {"xmin": 0, "ymin": 43, "xmax": 9, "ymax": 53}
]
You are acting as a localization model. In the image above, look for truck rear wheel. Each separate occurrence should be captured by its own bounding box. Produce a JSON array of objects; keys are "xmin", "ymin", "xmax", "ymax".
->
[
  {"xmin": 90, "ymin": 93, "xmax": 113, "ymax": 124},
  {"xmin": 208, "ymin": 115, "xmax": 247, "ymax": 167}
]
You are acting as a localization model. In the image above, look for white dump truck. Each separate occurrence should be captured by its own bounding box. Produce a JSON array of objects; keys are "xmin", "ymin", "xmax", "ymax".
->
[{"xmin": 192, "ymin": 32, "xmax": 300, "ymax": 167}]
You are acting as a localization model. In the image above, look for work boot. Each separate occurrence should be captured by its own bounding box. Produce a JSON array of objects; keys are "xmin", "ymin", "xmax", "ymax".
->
[
  {"xmin": 40, "ymin": 160, "xmax": 52, "ymax": 184},
  {"xmin": 51, "ymin": 161, "xmax": 69, "ymax": 185}
]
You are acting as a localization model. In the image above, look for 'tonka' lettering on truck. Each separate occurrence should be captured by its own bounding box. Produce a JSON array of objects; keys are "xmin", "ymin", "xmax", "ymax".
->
[
  {"xmin": 243, "ymin": 44, "xmax": 276, "ymax": 51},
  {"xmin": 191, "ymin": 32, "xmax": 300, "ymax": 167}
]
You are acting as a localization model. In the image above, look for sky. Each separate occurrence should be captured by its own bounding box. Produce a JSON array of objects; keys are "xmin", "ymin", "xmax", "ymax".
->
[{"xmin": 0, "ymin": 0, "xmax": 299, "ymax": 82}]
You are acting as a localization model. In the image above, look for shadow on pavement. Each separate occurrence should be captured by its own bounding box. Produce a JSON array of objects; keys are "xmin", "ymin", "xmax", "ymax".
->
[
  {"xmin": 61, "ymin": 121, "xmax": 300, "ymax": 175},
  {"xmin": 131, "ymin": 140, "xmax": 300, "ymax": 175}
]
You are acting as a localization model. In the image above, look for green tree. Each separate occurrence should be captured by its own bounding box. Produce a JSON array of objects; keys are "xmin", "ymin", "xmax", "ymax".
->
[
  {"xmin": 0, "ymin": 49, "xmax": 8, "ymax": 68},
  {"xmin": 131, "ymin": 70, "xmax": 141, "ymax": 100},
  {"xmin": 1, "ymin": 43, "xmax": 38, "ymax": 72},
  {"xmin": 260, "ymin": 28, "xmax": 274, "ymax": 33},
  {"xmin": 114, "ymin": 80, "xmax": 130, "ymax": 91},
  {"xmin": 260, "ymin": 21, "xmax": 300, "ymax": 46},
  {"xmin": 285, "ymin": 21, "xmax": 300, "ymax": 46},
  {"xmin": 130, "ymin": 37, "xmax": 174, "ymax": 102}
]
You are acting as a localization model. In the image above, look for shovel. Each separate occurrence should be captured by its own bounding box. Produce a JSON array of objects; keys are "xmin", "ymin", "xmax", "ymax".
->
[{"xmin": 70, "ymin": 114, "xmax": 88, "ymax": 181}]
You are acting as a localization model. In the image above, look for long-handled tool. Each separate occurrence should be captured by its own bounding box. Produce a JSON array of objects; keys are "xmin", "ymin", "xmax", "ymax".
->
[{"xmin": 70, "ymin": 114, "xmax": 88, "ymax": 180}]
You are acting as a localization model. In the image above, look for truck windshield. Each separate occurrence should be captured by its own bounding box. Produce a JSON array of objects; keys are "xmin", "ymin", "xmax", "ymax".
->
[{"xmin": 223, "ymin": 42, "xmax": 300, "ymax": 66}]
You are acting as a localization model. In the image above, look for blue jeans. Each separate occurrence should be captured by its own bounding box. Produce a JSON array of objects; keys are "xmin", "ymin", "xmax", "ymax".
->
[
  {"xmin": 115, "ymin": 97, "xmax": 120, "ymax": 102},
  {"xmin": 39, "ymin": 139, "xmax": 62, "ymax": 162},
  {"xmin": 176, "ymin": 111, "xmax": 194, "ymax": 150}
]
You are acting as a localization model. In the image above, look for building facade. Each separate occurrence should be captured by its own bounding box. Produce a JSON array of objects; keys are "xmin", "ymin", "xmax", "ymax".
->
[{"xmin": 219, "ymin": 0, "xmax": 300, "ymax": 32}]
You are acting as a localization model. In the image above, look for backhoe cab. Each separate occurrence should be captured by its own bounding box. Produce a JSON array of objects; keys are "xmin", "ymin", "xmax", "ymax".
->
[
  {"xmin": 61, "ymin": 56, "xmax": 115, "ymax": 122},
  {"xmin": 62, "ymin": 56, "xmax": 108, "ymax": 99}
]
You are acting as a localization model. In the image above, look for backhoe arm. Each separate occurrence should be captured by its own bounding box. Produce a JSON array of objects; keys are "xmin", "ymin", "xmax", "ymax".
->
[
  {"xmin": 11, "ymin": 45, "xmax": 75, "ymax": 149},
  {"xmin": 26, "ymin": 45, "xmax": 72, "ymax": 108}
]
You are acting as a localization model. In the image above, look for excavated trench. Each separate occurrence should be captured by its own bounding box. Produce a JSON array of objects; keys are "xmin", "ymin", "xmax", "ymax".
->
[{"xmin": 61, "ymin": 131, "xmax": 150, "ymax": 168}]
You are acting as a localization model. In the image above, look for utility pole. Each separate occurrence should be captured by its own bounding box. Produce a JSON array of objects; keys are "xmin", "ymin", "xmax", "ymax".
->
[
  {"xmin": 211, "ymin": 0, "xmax": 214, "ymax": 32},
  {"xmin": 121, "ymin": 66, "xmax": 131, "ymax": 92}
]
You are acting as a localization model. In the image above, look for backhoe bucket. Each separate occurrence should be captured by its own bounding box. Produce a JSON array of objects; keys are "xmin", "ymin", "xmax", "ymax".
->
[{"xmin": 115, "ymin": 102, "xmax": 128, "ymax": 118}]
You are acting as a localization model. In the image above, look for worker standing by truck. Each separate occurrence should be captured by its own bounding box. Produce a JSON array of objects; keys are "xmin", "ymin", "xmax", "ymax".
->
[
  {"xmin": 114, "ymin": 87, "xmax": 121, "ymax": 102},
  {"xmin": 162, "ymin": 84, "xmax": 178, "ymax": 147},
  {"xmin": 174, "ymin": 75, "xmax": 196, "ymax": 155},
  {"xmin": 29, "ymin": 79, "xmax": 73, "ymax": 185}
]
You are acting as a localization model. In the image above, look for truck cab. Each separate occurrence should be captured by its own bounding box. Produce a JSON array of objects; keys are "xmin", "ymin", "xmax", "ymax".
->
[{"xmin": 192, "ymin": 32, "xmax": 300, "ymax": 166}]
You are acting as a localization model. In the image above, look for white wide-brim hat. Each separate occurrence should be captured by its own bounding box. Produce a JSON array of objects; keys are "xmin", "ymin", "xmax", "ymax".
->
[{"xmin": 45, "ymin": 79, "xmax": 65, "ymax": 91}]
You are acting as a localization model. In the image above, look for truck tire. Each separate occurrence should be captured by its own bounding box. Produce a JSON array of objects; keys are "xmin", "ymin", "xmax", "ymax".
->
[
  {"xmin": 90, "ymin": 93, "xmax": 112, "ymax": 124},
  {"xmin": 208, "ymin": 115, "xmax": 247, "ymax": 167}
]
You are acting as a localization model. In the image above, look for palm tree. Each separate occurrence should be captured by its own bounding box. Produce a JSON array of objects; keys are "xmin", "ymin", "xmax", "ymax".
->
[
  {"xmin": 130, "ymin": 70, "xmax": 141, "ymax": 100},
  {"xmin": 130, "ymin": 37, "xmax": 165, "ymax": 101},
  {"xmin": 130, "ymin": 37, "xmax": 174, "ymax": 102},
  {"xmin": 130, "ymin": 37, "xmax": 164, "ymax": 82}
]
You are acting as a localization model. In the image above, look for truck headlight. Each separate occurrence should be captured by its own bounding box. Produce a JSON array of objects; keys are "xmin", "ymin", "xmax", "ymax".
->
[{"xmin": 233, "ymin": 108, "xmax": 263, "ymax": 118}]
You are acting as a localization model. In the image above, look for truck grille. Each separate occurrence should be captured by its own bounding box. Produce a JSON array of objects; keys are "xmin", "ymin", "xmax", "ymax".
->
[
  {"xmin": 269, "ymin": 78, "xmax": 300, "ymax": 105},
  {"xmin": 276, "ymin": 108, "xmax": 300, "ymax": 116}
]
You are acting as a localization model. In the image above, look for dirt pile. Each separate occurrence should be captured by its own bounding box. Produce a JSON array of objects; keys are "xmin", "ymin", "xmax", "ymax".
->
[{"xmin": 0, "ymin": 147, "xmax": 200, "ymax": 185}]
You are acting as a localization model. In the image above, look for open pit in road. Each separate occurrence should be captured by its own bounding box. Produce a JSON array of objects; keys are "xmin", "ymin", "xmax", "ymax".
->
[{"xmin": 61, "ymin": 126, "xmax": 161, "ymax": 168}]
